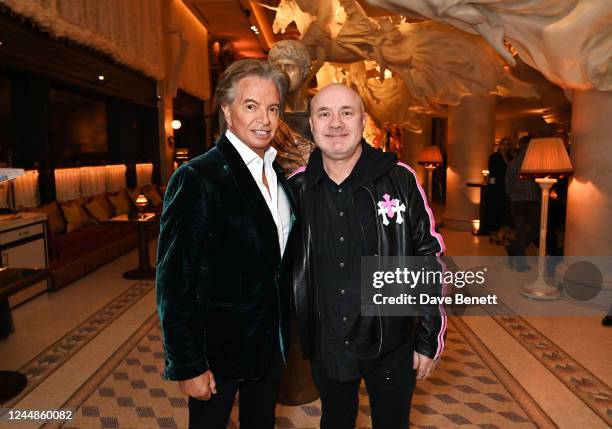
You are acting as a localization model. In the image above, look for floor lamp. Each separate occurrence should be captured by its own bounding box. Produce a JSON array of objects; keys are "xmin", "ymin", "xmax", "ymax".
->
[
  {"xmin": 519, "ymin": 138, "xmax": 573, "ymax": 300},
  {"xmin": 418, "ymin": 145, "xmax": 443, "ymax": 204}
]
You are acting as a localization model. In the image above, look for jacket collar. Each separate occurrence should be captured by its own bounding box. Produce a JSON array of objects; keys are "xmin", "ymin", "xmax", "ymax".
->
[
  {"xmin": 305, "ymin": 139, "xmax": 396, "ymax": 190},
  {"xmin": 225, "ymin": 129, "xmax": 279, "ymax": 168}
]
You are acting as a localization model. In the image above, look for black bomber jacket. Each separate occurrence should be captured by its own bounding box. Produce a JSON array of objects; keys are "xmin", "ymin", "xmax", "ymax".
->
[{"xmin": 289, "ymin": 144, "xmax": 447, "ymax": 361}]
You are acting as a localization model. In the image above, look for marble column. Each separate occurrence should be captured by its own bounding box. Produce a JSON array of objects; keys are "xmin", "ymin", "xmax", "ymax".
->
[
  {"xmin": 443, "ymin": 95, "xmax": 496, "ymax": 231},
  {"xmin": 400, "ymin": 115, "xmax": 432, "ymax": 186},
  {"xmin": 557, "ymin": 89, "xmax": 612, "ymax": 301}
]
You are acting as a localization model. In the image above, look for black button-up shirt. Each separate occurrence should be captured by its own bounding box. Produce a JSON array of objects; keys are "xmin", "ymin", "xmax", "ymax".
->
[{"xmin": 309, "ymin": 148, "xmax": 413, "ymax": 382}]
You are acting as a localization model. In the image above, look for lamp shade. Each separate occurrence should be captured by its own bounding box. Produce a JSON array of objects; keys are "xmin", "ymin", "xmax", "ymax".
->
[
  {"xmin": 417, "ymin": 145, "xmax": 443, "ymax": 166},
  {"xmin": 520, "ymin": 138, "xmax": 573, "ymax": 178},
  {"xmin": 136, "ymin": 194, "xmax": 148, "ymax": 205}
]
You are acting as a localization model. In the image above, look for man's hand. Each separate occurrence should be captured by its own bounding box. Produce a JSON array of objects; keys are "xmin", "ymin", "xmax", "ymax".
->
[
  {"xmin": 179, "ymin": 370, "xmax": 217, "ymax": 401},
  {"xmin": 413, "ymin": 351, "xmax": 437, "ymax": 380}
]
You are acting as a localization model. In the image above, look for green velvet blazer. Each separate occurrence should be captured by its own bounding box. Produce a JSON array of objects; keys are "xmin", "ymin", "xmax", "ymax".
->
[{"xmin": 156, "ymin": 135, "xmax": 298, "ymax": 382}]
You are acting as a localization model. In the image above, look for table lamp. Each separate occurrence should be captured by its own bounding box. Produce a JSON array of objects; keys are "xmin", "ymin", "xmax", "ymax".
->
[
  {"xmin": 417, "ymin": 145, "xmax": 443, "ymax": 203},
  {"xmin": 135, "ymin": 194, "xmax": 148, "ymax": 219},
  {"xmin": 519, "ymin": 137, "xmax": 573, "ymax": 299}
]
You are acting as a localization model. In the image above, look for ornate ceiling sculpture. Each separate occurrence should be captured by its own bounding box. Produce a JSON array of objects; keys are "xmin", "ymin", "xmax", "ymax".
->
[
  {"xmin": 364, "ymin": 0, "xmax": 612, "ymax": 91},
  {"xmin": 267, "ymin": 0, "xmax": 538, "ymax": 132}
]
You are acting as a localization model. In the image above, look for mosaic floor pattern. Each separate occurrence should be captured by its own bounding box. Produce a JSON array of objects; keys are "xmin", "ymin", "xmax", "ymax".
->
[{"xmin": 54, "ymin": 317, "xmax": 549, "ymax": 429}]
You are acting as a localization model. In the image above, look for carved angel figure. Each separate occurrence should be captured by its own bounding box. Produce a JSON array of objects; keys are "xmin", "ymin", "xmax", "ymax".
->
[{"xmin": 364, "ymin": 0, "xmax": 612, "ymax": 91}]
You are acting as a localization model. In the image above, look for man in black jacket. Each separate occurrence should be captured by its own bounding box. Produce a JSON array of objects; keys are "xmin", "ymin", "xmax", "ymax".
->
[
  {"xmin": 156, "ymin": 59, "xmax": 297, "ymax": 429},
  {"xmin": 290, "ymin": 83, "xmax": 446, "ymax": 429}
]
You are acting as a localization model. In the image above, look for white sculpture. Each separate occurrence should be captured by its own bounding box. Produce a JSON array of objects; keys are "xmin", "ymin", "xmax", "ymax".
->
[
  {"xmin": 268, "ymin": 40, "xmax": 313, "ymax": 112},
  {"xmin": 364, "ymin": 0, "xmax": 612, "ymax": 91},
  {"xmin": 268, "ymin": 0, "xmax": 537, "ymax": 131}
]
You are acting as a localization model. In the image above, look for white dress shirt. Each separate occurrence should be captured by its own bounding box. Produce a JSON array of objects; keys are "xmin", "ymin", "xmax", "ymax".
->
[{"xmin": 226, "ymin": 130, "xmax": 292, "ymax": 256}]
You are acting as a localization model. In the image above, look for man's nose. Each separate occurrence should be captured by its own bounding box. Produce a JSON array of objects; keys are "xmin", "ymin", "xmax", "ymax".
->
[
  {"xmin": 258, "ymin": 109, "xmax": 271, "ymax": 125},
  {"xmin": 329, "ymin": 113, "xmax": 344, "ymax": 128}
]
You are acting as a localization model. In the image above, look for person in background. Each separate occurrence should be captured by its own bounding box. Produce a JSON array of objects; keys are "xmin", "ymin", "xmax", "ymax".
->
[
  {"xmin": 487, "ymin": 137, "xmax": 514, "ymax": 236},
  {"xmin": 505, "ymin": 134, "xmax": 540, "ymax": 271},
  {"xmin": 156, "ymin": 59, "xmax": 297, "ymax": 429}
]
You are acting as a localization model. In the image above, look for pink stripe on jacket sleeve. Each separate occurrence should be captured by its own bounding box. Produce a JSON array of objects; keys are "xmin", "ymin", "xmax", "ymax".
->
[
  {"xmin": 288, "ymin": 166, "xmax": 306, "ymax": 179},
  {"xmin": 397, "ymin": 161, "xmax": 447, "ymax": 360}
]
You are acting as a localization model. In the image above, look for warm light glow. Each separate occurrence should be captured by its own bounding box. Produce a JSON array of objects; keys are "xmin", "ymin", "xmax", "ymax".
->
[
  {"xmin": 481, "ymin": 169, "xmax": 490, "ymax": 184},
  {"xmin": 520, "ymin": 138, "xmax": 573, "ymax": 178},
  {"xmin": 249, "ymin": 1, "xmax": 275, "ymax": 49},
  {"xmin": 175, "ymin": 148, "xmax": 190, "ymax": 161},
  {"xmin": 212, "ymin": 41, "xmax": 220, "ymax": 57},
  {"xmin": 97, "ymin": 75, "xmax": 105, "ymax": 81},
  {"xmin": 171, "ymin": 119, "xmax": 182, "ymax": 130},
  {"xmin": 417, "ymin": 145, "xmax": 443, "ymax": 167},
  {"xmin": 136, "ymin": 194, "xmax": 148, "ymax": 205},
  {"xmin": 471, "ymin": 219, "xmax": 480, "ymax": 235}
]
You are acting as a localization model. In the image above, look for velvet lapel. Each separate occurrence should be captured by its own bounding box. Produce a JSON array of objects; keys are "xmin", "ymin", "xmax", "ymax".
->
[{"xmin": 217, "ymin": 136, "xmax": 281, "ymax": 260}]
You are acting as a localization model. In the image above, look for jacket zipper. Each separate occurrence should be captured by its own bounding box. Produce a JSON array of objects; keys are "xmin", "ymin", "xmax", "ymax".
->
[{"xmin": 361, "ymin": 186, "xmax": 384, "ymax": 357}]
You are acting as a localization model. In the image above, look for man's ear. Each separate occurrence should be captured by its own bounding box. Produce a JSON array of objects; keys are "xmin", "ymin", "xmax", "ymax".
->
[
  {"xmin": 362, "ymin": 112, "xmax": 368, "ymax": 129},
  {"xmin": 221, "ymin": 104, "xmax": 232, "ymax": 128}
]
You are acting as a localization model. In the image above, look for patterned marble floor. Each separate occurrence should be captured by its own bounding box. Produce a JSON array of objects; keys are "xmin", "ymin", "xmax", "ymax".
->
[
  {"xmin": 1, "ymin": 231, "xmax": 609, "ymax": 429},
  {"xmin": 55, "ymin": 315, "xmax": 544, "ymax": 429}
]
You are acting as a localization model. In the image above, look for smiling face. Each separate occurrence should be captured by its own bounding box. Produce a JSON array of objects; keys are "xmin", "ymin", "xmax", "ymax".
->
[
  {"xmin": 309, "ymin": 84, "xmax": 367, "ymax": 162},
  {"xmin": 221, "ymin": 76, "xmax": 281, "ymax": 157}
]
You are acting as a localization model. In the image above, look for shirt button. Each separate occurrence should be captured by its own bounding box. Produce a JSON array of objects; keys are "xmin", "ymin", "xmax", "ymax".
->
[
  {"xmin": 342, "ymin": 316, "xmax": 347, "ymax": 322},
  {"xmin": 339, "ymin": 211, "xmax": 344, "ymax": 217},
  {"xmin": 340, "ymin": 289, "xmax": 345, "ymax": 294},
  {"xmin": 339, "ymin": 262, "xmax": 345, "ymax": 268},
  {"xmin": 338, "ymin": 188, "xmax": 343, "ymax": 193},
  {"xmin": 339, "ymin": 236, "xmax": 345, "ymax": 242},
  {"xmin": 344, "ymin": 340, "xmax": 350, "ymax": 346}
]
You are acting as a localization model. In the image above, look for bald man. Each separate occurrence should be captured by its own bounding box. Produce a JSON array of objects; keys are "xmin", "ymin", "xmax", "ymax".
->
[{"xmin": 289, "ymin": 84, "xmax": 446, "ymax": 429}]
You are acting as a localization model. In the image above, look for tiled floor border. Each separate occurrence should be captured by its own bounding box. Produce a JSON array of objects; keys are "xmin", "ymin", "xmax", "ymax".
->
[
  {"xmin": 45, "ymin": 312, "xmax": 160, "ymax": 429},
  {"xmin": 1, "ymin": 280, "xmax": 155, "ymax": 410},
  {"xmin": 447, "ymin": 258, "xmax": 611, "ymax": 426},
  {"xmin": 452, "ymin": 316, "xmax": 559, "ymax": 428},
  {"xmin": 489, "ymin": 314, "xmax": 611, "ymax": 427}
]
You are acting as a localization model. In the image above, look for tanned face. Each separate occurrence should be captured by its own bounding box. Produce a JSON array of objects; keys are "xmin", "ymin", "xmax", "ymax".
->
[{"xmin": 221, "ymin": 76, "xmax": 280, "ymax": 157}]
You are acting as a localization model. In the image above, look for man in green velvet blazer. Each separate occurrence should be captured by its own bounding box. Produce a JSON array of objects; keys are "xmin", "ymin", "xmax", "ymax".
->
[{"xmin": 156, "ymin": 59, "xmax": 297, "ymax": 429}]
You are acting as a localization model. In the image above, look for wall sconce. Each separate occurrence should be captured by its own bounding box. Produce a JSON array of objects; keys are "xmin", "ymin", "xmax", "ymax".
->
[
  {"xmin": 171, "ymin": 120, "xmax": 182, "ymax": 130},
  {"xmin": 471, "ymin": 219, "xmax": 481, "ymax": 235}
]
